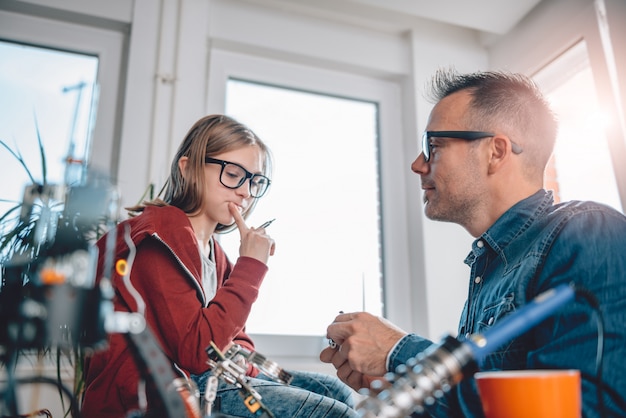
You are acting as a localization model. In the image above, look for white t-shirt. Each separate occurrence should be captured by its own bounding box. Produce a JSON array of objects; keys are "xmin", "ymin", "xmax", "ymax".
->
[{"xmin": 198, "ymin": 237, "xmax": 217, "ymax": 305}]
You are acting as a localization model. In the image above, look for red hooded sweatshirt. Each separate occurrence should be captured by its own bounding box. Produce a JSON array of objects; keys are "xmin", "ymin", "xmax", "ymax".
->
[{"xmin": 81, "ymin": 205, "xmax": 267, "ymax": 417}]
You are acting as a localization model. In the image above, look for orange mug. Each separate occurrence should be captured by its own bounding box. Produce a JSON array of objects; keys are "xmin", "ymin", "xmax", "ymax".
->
[{"xmin": 475, "ymin": 369, "xmax": 581, "ymax": 418}]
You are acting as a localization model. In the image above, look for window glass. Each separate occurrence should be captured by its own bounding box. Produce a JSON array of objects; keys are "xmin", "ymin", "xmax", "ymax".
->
[
  {"xmin": 0, "ymin": 40, "xmax": 98, "ymax": 220},
  {"xmin": 534, "ymin": 41, "xmax": 622, "ymax": 212},
  {"xmin": 219, "ymin": 79, "xmax": 384, "ymax": 336}
]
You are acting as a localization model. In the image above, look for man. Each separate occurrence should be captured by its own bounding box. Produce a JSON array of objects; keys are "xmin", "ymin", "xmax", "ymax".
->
[{"xmin": 320, "ymin": 68, "xmax": 626, "ymax": 417}]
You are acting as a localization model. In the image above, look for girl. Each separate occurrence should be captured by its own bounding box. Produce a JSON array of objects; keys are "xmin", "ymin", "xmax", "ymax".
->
[{"xmin": 82, "ymin": 115, "xmax": 357, "ymax": 417}]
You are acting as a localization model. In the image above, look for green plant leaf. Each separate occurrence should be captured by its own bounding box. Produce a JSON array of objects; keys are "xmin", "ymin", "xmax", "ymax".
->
[
  {"xmin": 34, "ymin": 117, "xmax": 48, "ymax": 186},
  {"xmin": 0, "ymin": 140, "xmax": 37, "ymax": 185}
]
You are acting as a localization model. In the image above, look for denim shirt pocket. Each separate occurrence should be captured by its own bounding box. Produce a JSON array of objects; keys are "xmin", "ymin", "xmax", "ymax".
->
[
  {"xmin": 477, "ymin": 292, "xmax": 529, "ymax": 370},
  {"xmin": 477, "ymin": 292, "xmax": 515, "ymax": 330}
]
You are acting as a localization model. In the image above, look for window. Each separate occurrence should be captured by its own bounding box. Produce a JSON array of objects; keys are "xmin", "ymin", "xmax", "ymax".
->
[
  {"xmin": 220, "ymin": 79, "xmax": 383, "ymax": 336},
  {"xmin": 207, "ymin": 49, "xmax": 411, "ymax": 360},
  {"xmin": 534, "ymin": 41, "xmax": 623, "ymax": 212},
  {"xmin": 0, "ymin": 8, "xmax": 125, "ymax": 196},
  {"xmin": 0, "ymin": 40, "xmax": 98, "ymax": 219}
]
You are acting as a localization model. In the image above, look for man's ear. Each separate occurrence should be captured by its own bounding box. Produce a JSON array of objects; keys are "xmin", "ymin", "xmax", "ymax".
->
[{"xmin": 488, "ymin": 135, "xmax": 510, "ymax": 174}]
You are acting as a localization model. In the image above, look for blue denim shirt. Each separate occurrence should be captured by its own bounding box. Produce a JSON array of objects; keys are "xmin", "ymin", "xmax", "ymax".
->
[{"xmin": 389, "ymin": 190, "xmax": 626, "ymax": 417}]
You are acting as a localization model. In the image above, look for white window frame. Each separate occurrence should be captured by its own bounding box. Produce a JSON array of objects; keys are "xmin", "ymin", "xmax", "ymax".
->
[{"xmin": 206, "ymin": 48, "xmax": 414, "ymax": 370}]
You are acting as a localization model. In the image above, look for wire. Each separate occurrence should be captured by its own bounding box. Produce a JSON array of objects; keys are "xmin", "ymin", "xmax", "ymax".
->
[
  {"xmin": 120, "ymin": 223, "xmax": 144, "ymax": 316},
  {"xmin": 0, "ymin": 375, "xmax": 81, "ymax": 418},
  {"xmin": 20, "ymin": 376, "xmax": 80, "ymax": 417}
]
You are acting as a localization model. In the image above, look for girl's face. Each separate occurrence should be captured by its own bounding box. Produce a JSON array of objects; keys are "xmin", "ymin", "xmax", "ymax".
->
[{"xmin": 203, "ymin": 145, "xmax": 266, "ymax": 227}]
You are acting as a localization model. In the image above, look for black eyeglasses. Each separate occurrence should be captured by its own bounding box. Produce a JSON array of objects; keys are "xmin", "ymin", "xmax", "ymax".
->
[
  {"xmin": 421, "ymin": 131, "xmax": 495, "ymax": 162},
  {"xmin": 205, "ymin": 157, "xmax": 271, "ymax": 198},
  {"xmin": 421, "ymin": 131, "xmax": 523, "ymax": 162}
]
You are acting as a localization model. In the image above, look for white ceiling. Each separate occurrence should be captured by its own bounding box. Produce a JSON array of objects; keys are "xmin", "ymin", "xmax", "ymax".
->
[{"xmin": 243, "ymin": 0, "xmax": 544, "ymax": 36}]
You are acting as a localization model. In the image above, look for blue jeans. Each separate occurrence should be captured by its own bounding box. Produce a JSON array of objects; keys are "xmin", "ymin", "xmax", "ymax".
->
[{"xmin": 193, "ymin": 369, "xmax": 358, "ymax": 417}]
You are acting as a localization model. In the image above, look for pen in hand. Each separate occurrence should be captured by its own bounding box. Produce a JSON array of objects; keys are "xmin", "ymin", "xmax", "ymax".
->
[{"xmin": 257, "ymin": 218, "xmax": 276, "ymax": 229}]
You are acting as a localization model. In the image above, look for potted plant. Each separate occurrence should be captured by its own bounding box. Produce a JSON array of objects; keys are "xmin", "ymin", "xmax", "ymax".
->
[{"xmin": 0, "ymin": 125, "xmax": 117, "ymax": 417}]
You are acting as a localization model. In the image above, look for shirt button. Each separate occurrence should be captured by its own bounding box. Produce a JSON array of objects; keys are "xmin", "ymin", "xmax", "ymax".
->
[
  {"xmin": 465, "ymin": 333, "xmax": 471, "ymax": 338},
  {"xmin": 474, "ymin": 276, "xmax": 482, "ymax": 284},
  {"xmin": 477, "ymin": 240, "xmax": 484, "ymax": 248},
  {"xmin": 488, "ymin": 317, "xmax": 494, "ymax": 325}
]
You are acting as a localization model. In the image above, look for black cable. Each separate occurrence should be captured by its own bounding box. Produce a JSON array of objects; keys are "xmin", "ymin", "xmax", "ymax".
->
[
  {"xmin": 573, "ymin": 285, "xmax": 605, "ymax": 418},
  {"xmin": 1, "ymin": 337, "xmax": 81, "ymax": 417},
  {"xmin": 14, "ymin": 376, "xmax": 81, "ymax": 418},
  {"xmin": 1, "ymin": 347, "xmax": 20, "ymax": 417}
]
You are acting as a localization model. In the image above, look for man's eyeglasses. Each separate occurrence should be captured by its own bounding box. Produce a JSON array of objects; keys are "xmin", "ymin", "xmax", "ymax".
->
[
  {"xmin": 205, "ymin": 157, "xmax": 271, "ymax": 198},
  {"xmin": 421, "ymin": 131, "xmax": 494, "ymax": 162},
  {"xmin": 421, "ymin": 131, "xmax": 523, "ymax": 162}
]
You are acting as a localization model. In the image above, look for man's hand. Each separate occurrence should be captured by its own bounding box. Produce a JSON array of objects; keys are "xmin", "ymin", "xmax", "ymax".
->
[{"xmin": 319, "ymin": 311, "xmax": 407, "ymax": 390}]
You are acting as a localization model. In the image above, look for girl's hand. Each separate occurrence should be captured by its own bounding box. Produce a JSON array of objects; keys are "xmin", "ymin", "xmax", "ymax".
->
[{"xmin": 228, "ymin": 202, "xmax": 276, "ymax": 264}]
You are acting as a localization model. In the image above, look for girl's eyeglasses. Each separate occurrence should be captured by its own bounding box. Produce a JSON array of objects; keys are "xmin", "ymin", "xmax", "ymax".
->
[{"xmin": 205, "ymin": 157, "xmax": 271, "ymax": 198}]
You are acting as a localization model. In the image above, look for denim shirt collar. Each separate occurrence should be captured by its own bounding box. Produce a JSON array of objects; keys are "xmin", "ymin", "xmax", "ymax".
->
[{"xmin": 464, "ymin": 189, "xmax": 554, "ymax": 266}]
